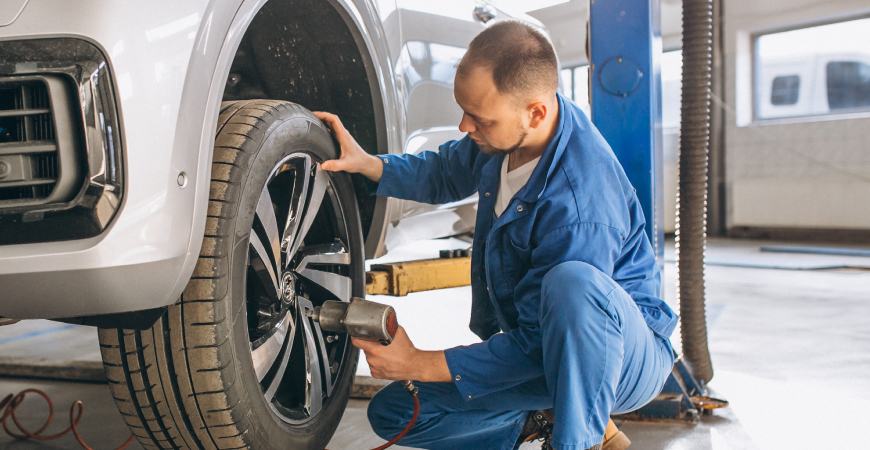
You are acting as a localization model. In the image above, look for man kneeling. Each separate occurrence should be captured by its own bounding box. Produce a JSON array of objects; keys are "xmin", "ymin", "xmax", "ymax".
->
[{"xmin": 314, "ymin": 20, "xmax": 678, "ymax": 450}]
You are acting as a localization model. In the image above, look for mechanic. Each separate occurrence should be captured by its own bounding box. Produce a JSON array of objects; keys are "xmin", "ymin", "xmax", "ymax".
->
[{"xmin": 313, "ymin": 20, "xmax": 678, "ymax": 450}]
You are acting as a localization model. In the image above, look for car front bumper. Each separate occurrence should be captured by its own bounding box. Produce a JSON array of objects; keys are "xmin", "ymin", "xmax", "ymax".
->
[{"xmin": 0, "ymin": 0, "xmax": 235, "ymax": 319}]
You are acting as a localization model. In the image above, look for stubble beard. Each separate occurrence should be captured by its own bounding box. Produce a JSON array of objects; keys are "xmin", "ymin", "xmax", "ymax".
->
[{"xmin": 476, "ymin": 128, "xmax": 529, "ymax": 157}]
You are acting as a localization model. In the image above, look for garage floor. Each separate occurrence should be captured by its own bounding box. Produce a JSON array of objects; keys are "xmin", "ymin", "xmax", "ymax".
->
[{"xmin": 1, "ymin": 237, "xmax": 868, "ymax": 450}]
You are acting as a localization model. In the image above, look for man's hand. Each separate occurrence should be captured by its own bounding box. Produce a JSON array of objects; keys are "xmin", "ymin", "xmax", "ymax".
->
[
  {"xmin": 312, "ymin": 111, "xmax": 384, "ymax": 182},
  {"xmin": 353, "ymin": 326, "xmax": 452, "ymax": 383}
]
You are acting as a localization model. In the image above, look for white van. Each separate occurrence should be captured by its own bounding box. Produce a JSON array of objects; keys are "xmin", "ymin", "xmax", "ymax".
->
[{"xmin": 757, "ymin": 52, "xmax": 870, "ymax": 119}]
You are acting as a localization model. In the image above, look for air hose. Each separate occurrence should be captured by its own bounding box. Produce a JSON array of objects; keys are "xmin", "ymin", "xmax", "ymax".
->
[
  {"xmin": 0, "ymin": 388, "xmax": 135, "ymax": 450},
  {"xmin": 369, "ymin": 380, "xmax": 420, "ymax": 450},
  {"xmin": 3, "ymin": 382, "xmax": 418, "ymax": 450},
  {"xmin": 326, "ymin": 380, "xmax": 420, "ymax": 450},
  {"xmin": 676, "ymin": 0, "xmax": 715, "ymax": 384}
]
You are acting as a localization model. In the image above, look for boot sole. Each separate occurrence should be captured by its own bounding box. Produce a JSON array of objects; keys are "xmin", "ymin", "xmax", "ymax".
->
[{"xmin": 602, "ymin": 431, "xmax": 631, "ymax": 450}]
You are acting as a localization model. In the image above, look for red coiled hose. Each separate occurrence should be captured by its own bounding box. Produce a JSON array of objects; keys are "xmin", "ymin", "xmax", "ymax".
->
[
  {"xmin": 0, "ymin": 388, "xmax": 134, "ymax": 450},
  {"xmin": 2, "ymin": 385, "xmax": 418, "ymax": 450}
]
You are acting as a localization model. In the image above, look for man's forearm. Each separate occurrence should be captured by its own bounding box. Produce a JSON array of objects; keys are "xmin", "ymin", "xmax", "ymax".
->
[
  {"xmin": 359, "ymin": 153, "xmax": 385, "ymax": 183},
  {"xmin": 413, "ymin": 350, "xmax": 453, "ymax": 383}
]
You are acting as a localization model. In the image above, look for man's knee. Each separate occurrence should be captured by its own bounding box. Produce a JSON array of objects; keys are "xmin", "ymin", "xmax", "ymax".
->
[
  {"xmin": 367, "ymin": 382, "xmax": 412, "ymax": 439},
  {"xmin": 541, "ymin": 261, "xmax": 617, "ymax": 316}
]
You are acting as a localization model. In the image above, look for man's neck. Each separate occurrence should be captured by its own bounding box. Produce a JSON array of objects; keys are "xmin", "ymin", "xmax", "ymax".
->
[{"xmin": 508, "ymin": 100, "xmax": 560, "ymax": 172}]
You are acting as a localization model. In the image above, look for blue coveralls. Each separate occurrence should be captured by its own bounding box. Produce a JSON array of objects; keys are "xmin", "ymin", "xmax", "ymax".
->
[{"xmin": 367, "ymin": 94, "xmax": 679, "ymax": 450}]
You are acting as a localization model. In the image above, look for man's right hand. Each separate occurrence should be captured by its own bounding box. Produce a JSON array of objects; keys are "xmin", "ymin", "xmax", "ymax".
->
[{"xmin": 313, "ymin": 111, "xmax": 384, "ymax": 183}]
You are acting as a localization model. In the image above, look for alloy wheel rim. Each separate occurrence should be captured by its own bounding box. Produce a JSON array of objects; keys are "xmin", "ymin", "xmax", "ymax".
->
[{"xmin": 245, "ymin": 153, "xmax": 354, "ymax": 424}]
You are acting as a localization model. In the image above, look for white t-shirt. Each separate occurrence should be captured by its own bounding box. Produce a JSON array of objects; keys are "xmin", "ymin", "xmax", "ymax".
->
[{"xmin": 494, "ymin": 155, "xmax": 541, "ymax": 218}]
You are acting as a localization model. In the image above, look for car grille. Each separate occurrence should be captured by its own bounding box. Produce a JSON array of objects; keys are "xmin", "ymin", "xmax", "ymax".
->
[
  {"xmin": 0, "ymin": 38, "xmax": 124, "ymax": 245},
  {"xmin": 0, "ymin": 80, "xmax": 60, "ymax": 204}
]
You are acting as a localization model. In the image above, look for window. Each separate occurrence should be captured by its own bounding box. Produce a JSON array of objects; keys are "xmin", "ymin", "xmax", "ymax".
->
[
  {"xmin": 661, "ymin": 50, "xmax": 683, "ymax": 130},
  {"xmin": 770, "ymin": 75, "xmax": 800, "ymax": 105},
  {"xmin": 826, "ymin": 61, "xmax": 870, "ymax": 110},
  {"xmin": 560, "ymin": 65, "xmax": 590, "ymax": 117},
  {"xmin": 755, "ymin": 17, "xmax": 870, "ymax": 120}
]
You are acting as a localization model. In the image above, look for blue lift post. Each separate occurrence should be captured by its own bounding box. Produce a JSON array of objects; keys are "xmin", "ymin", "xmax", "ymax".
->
[
  {"xmin": 589, "ymin": 0, "xmax": 724, "ymax": 423},
  {"xmin": 589, "ymin": 0, "xmax": 665, "ymax": 269}
]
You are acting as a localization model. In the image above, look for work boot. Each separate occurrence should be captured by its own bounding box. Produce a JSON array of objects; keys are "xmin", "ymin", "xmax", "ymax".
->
[
  {"xmin": 516, "ymin": 409, "xmax": 554, "ymax": 447},
  {"xmin": 517, "ymin": 412, "xmax": 629, "ymax": 450},
  {"xmin": 602, "ymin": 419, "xmax": 631, "ymax": 450}
]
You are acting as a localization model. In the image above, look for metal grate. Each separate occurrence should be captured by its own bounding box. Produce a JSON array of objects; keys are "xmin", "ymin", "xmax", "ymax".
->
[{"xmin": 0, "ymin": 80, "xmax": 58, "ymax": 204}]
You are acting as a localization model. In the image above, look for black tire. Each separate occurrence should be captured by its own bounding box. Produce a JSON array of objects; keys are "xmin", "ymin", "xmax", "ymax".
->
[{"xmin": 98, "ymin": 100, "xmax": 364, "ymax": 450}]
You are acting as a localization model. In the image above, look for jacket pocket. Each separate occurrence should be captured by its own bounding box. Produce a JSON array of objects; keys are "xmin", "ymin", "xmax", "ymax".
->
[{"xmin": 500, "ymin": 230, "xmax": 531, "ymax": 284}]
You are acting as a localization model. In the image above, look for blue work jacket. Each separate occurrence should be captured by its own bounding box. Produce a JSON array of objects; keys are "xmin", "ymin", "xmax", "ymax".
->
[{"xmin": 374, "ymin": 94, "xmax": 678, "ymax": 399}]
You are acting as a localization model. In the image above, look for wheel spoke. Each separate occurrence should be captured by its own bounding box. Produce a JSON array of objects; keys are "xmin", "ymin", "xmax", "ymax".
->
[
  {"xmin": 293, "ymin": 243, "xmax": 351, "ymax": 302},
  {"xmin": 263, "ymin": 300, "xmax": 300, "ymax": 402},
  {"xmin": 255, "ymin": 185, "xmax": 282, "ymax": 268},
  {"xmin": 247, "ymin": 152, "xmax": 354, "ymax": 425},
  {"xmin": 249, "ymin": 231, "xmax": 280, "ymax": 300},
  {"xmin": 298, "ymin": 298, "xmax": 323, "ymax": 417},
  {"xmin": 286, "ymin": 163, "xmax": 329, "ymax": 263},
  {"xmin": 312, "ymin": 319, "xmax": 334, "ymax": 397},
  {"xmin": 251, "ymin": 311, "xmax": 294, "ymax": 382},
  {"xmin": 281, "ymin": 155, "xmax": 312, "ymax": 255}
]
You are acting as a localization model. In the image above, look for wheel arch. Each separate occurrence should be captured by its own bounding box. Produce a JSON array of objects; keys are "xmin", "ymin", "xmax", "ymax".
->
[
  {"xmin": 173, "ymin": 0, "xmax": 396, "ymax": 304},
  {"xmin": 219, "ymin": 0, "xmax": 395, "ymax": 259}
]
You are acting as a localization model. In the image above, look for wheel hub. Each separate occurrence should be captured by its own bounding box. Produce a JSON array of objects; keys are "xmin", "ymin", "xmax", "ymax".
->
[{"xmin": 281, "ymin": 272, "xmax": 296, "ymax": 305}]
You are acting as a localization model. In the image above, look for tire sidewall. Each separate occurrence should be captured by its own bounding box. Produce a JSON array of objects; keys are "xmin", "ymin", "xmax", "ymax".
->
[{"xmin": 223, "ymin": 105, "xmax": 364, "ymax": 449}]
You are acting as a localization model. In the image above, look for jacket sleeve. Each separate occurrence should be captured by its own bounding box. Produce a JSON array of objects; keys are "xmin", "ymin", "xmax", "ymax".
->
[
  {"xmin": 374, "ymin": 136, "xmax": 486, "ymax": 204},
  {"xmin": 442, "ymin": 222, "xmax": 624, "ymax": 399}
]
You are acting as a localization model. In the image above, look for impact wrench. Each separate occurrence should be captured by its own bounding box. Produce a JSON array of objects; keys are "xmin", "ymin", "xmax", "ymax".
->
[{"xmin": 306, "ymin": 297, "xmax": 420, "ymax": 450}]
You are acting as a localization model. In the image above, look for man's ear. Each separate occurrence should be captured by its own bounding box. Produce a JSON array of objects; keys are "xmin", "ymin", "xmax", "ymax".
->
[{"xmin": 528, "ymin": 101, "xmax": 548, "ymax": 129}]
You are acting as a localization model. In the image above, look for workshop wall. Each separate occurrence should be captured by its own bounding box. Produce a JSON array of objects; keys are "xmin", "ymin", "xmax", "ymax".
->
[{"xmin": 723, "ymin": 0, "xmax": 870, "ymax": 234}]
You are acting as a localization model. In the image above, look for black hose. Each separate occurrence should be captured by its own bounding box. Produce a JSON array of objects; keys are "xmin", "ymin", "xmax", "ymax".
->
[{"xmin": 677, "ymin": 0, "xmax": 715, "ymax": 384}]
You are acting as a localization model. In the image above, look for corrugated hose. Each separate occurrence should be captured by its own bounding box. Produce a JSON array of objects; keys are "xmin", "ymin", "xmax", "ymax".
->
[{"xmin": 677, "ymin": 0, "xmax": 715, "ymax": 384}]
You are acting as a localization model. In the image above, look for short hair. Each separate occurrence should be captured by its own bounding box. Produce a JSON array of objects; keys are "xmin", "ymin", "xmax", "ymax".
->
[{"xmin": 457, "ymin": 20, "xmax": 559, "ymax": 99}]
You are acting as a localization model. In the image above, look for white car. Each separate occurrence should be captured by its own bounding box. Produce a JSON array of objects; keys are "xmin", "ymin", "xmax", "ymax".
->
[{"xmin": 0, "ymin": 1, "xmax": 542, "ymax": 448}]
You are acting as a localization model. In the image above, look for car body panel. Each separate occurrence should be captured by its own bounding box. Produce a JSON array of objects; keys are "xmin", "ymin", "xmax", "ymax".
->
[
  {"xmin": 0, "ymin": 0, "xmax": 29, "ymax": 27},
  {"xmin": 0, "ymin": 0, "xmax": 537, "ymax": 319},
  {"xmin": 0, "ymin": 0, "xmax": 219, "ymax": 318},
  {"xmin": 0, "ymin": 0, "xmax": 405, "ymax": 318}
]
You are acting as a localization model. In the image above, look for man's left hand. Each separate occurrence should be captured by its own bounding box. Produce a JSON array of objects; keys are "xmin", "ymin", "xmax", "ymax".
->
[{"xmin": 353, "ymin": 326, "xmax": 452, "ymax": 383}]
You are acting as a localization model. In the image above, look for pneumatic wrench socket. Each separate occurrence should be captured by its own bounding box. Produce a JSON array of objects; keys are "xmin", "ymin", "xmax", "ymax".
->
[
  {"xmin": 308, "ymin": 297, "xmax": 417, "ymax": 450},
  {"xmin": 305, "ymin": 297, "xmax": 399, "ymax": 346}
]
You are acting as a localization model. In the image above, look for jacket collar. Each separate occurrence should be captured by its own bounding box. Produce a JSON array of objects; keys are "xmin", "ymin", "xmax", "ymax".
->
[{"xmin": 514, "ymin": 93, "xmax": 573, "ymax": 203}]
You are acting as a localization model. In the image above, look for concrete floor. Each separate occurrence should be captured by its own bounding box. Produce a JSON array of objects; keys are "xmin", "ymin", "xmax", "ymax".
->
[{"xmin": 1, "ymin": 237, "xmax": 868, "ymax": 449}]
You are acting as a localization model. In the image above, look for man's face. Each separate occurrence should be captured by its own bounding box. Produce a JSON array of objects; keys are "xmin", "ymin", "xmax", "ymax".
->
[{"xmin": 454, "ymin": 66, "xmax": 529, "ymax": 156}]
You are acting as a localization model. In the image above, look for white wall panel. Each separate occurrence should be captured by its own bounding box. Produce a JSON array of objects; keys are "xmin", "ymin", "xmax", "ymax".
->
[{"xmin": 724, "ymin": 0, "xmax": 870, "ymax": 230}]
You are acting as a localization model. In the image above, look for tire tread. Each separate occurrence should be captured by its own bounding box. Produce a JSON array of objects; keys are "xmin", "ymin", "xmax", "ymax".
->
[{"xmin": 98, "ymin": 100, "xmax": 348, "ymax": 450}]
